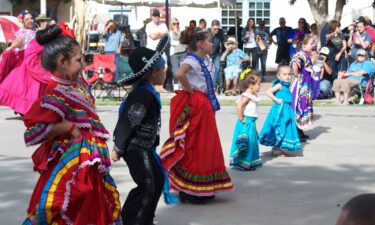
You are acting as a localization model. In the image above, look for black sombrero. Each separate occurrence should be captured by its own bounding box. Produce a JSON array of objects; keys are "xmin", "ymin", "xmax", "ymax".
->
[{"xmin": 117, "ymin": 34, "xmax": 170, "ymax": 85}]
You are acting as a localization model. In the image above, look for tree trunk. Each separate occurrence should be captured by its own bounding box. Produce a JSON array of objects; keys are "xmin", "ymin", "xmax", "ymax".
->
[
  {"xmin": 290, "ymin": 0, "xmax": 346, "ymax": 44},
  {"xmin": 73, "ymin": 0, "xmax": 88, "ymax": 52},
  {"xmin": 334, "ymin": 0, "xmax": 346, "ymax": 22}
]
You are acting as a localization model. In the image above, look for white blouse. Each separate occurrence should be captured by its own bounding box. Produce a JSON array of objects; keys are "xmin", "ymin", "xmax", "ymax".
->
[
  {"xmin": 179, "ymin": 55, "xmax": 214, "ymax": 93},
  {"xmin": 242, "ymin": 93, "xmax": 261, "ymax": 118}
]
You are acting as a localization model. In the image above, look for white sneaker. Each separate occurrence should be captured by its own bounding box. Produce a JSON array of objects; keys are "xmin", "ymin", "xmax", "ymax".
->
[{"xmin": 359, "ymin": 97, "xmax": 364, "ymax": 105}]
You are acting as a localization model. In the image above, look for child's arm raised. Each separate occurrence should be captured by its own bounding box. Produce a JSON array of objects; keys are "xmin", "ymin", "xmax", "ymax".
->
[
  {"xmin": 266, "ymin": 83, "xmax": 282, "ymax": 104},
  {"xmin": 236, "ymin": 95, "xmax": 250, "ymax": 123},
  {"xmin": 176, "ymin": 64, "xmax": 194, "ymax": 94}
]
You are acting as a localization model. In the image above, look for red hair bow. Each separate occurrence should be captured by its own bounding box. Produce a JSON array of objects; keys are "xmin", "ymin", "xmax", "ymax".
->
[{"xmin": 59, "ymin": 22, "xmax": 76, "ymax": 39}]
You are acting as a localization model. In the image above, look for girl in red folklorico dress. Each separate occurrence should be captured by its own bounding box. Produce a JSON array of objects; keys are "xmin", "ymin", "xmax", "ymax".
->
[
  {"xmin": 22, "ymin": 25, "xmax": 122, "ymax": 225},
  {"xmin": 160, "ymin": 29, "xmax": 234, "ymax": 204}
]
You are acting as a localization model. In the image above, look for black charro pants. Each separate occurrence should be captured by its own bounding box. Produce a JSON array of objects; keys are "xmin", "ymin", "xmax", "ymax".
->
[{"xmin": 121, "ymin": 147, "xmax": 164, "ymax": 225}]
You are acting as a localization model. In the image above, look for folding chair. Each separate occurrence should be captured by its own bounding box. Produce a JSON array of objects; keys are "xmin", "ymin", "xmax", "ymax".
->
[
  {"xmin": 116, "ymin": 54, "xmax": 134, "ymax": 99},
  {"xmin": 84, "ymin": 53, "xmax": 117, "ymax": 100}
]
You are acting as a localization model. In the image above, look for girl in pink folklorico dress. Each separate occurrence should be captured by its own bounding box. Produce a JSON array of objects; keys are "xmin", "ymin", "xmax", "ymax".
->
[
  {"xmin": 0, "ymin": 23, "xmax": 74, "ymax": 115},
  {"xmin": 0, "ymin": 11, "xmax": 36, "ymax": 83}
]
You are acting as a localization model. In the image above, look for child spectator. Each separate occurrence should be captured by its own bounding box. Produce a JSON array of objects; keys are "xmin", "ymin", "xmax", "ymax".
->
[
  {"xmin": 259, "ymin": 61, "xmax": 302, "ymax": 156},
  {"xmin": 229, "ymin": 71, "xmax": 262, "ymax": 170},
  {"xmin": 221, "ymin": 37, "xmax": 250, "ymax": 96}
]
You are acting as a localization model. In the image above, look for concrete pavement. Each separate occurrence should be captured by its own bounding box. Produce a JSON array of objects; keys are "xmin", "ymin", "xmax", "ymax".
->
[{"xmin": 0, "ymin": 105, "xmax": 375, "ymax": 225}]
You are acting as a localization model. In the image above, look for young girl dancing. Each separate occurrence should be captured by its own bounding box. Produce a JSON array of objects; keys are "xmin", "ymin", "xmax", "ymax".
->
[
  {"xmin": 259, "ymin": 61, "xmax": 302, "ymax": 156},
  {"xmin": 22, "ymin": 25, "xmax": 121, "ymax": 224},
  {"xmin": 160, "ymin": 29, "xmax": 234, "ymax": 204},
  {"xmin": 229, "ymin": 71, "xmax": 262, "ymax": 171}
]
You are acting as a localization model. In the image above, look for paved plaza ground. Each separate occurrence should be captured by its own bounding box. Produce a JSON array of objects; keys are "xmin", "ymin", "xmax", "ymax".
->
[{"xmin": 1, "ymin": 102, "xmax": 375, "ymax": 225}]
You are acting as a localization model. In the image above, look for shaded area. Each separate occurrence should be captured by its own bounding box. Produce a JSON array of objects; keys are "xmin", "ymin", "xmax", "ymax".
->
[{"xmin": 153, "ymin": 162, "xmax": 375, "ymax": 225}]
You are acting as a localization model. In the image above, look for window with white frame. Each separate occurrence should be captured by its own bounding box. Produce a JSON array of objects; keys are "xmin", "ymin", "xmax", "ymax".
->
[
  {"xmin": 249, "ymin": 0, "xmax": 271, "ymax": 32},
  {"xmin": 221, "ymin": 2, "xmax": 243, "ymax": 33}
]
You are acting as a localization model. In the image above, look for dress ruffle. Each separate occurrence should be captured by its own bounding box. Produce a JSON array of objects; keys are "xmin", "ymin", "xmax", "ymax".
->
[{"xmin": 161, "ymin": 91, "xmax": 234, "ymax": 196}]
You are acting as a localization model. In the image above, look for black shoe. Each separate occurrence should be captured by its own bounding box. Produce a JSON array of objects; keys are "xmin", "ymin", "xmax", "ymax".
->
[
  {"xmin": 297, "ymin": 128, "xmax": 309, "ymax": 139},
  {"xmin": 299, "ymin": 136, "xmax": 307, "ymax": 142},
  {"xmin": 179, "ymin": 192, "xmax": 207, "ymax": 204}
]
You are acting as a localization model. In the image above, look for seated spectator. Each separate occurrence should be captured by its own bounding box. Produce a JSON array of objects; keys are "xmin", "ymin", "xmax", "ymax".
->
[
  {"xmin": 221, "ymin": 37, "xmax": 250, "ymax": 96},
  {"xmin": 336, "ymin": 194, "xmax": 375, "ymax": 225},
  {"xmin": 332, "ymin": 49, "xmax": 375, "ymax": 105}
]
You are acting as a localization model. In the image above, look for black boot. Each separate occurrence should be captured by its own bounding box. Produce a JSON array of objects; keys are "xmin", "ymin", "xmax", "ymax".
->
[
  {"xmin": 297, "ymin": 128, "xmax": 308, "ymax": 142},
  {"xmin": 179, "ymin": 192, "xmax": 208, "ymax": 204},
  {"xmin": 298, "ymin": 128, "xmax": 309, "ymax": 139}
]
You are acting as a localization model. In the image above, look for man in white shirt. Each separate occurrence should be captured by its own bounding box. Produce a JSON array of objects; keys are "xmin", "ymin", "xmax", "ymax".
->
[
  {"xmin": 145, "ymin": 9, "xmax": 169, "ymax": 92},
  {"xmin": 146, "ymin": 10, "xmax": 168, "ymax": 50}
]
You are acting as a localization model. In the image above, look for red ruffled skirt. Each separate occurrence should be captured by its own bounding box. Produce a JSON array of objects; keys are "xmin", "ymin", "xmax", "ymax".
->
[
  {"xmin": 161, "ymin": 91, "xmax": 234, "ymax": 196},
  {"xmin": 23, "ymin": 135, "xmax": 121, "ymax": 225}
]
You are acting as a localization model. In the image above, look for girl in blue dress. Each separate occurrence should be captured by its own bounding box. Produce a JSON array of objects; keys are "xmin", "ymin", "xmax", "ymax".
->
[
  {"xmin": 229, "ymin": 71, "xmax": 262, "ymax": 171},
  {"xmin": 259, "ymin": 62, "xmax": 303, "ymax": 156}
]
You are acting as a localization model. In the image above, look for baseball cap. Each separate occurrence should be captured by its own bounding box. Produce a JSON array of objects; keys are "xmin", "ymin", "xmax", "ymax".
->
[
  {"xmin": 320, "ymin": 47, "xmax": 330, "ymax": 55},
  {"xmin": 152, "ymin": 9, "xmax": 160, "ymax": 17},
  {"xmin": 279, "ymin": 17, "xmax": 286, "ymax": 22},
  {"xmin": 356, "ymin": 49, "xmax": 367, "ymax": 56}
]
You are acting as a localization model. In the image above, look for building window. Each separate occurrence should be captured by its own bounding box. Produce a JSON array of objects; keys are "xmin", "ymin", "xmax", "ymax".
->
[
  {"xmin": 221, "ymin": 2, "xmax": 243, "ymax": 33},
  {"xmin": 249, "ymin": 0, "xmax": 271, "ymax": 32}
]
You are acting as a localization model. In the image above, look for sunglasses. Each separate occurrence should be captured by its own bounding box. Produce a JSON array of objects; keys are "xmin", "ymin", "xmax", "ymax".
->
[
  {"xmin": 357, "ymin": 54, "xmax": 366, "ymax": 57},
  {"xmin": 173, "ymin": 22, "xmax": 179, "ymax": 25},
  {"xmin": 298, "ymin": 21, "xmax": 305, "ymax": 24}
]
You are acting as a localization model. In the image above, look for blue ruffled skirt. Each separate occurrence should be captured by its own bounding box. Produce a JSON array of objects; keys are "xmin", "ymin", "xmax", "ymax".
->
[
  {"xmin": 259, "ymin": 102, "xmax": 302, "ymax": 156},
  {"xmin": 229, "ymin": 116, "xmax": 262, "ymax": 170}
]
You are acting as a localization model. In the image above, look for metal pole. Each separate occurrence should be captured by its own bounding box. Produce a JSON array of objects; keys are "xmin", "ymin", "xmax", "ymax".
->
[
  {"xmin": 41, "ymin": 0, "xmax": 47, "ymax": 15},
  {"xmin": 165, "ymin": 0, "xmax": 169, "ymax": 29},
  {"xmin": 235, "ymin": 2, "xmax": 238, "ymax": 43}
]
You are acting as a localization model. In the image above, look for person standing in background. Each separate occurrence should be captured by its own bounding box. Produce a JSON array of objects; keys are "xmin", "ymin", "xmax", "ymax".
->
[
  {"xmin": 347, "ymin": 20, "xmax": 371, "ymax": 64},
  {"xmin": 270, "ymin": 17, "xmax": 293, "ymax": 64},
  {"xmin": 209, "ymin": 20, "xmax": 226, "ymax": 91},
  {"xmin": 102, "ymin": 20, "xmax": 123, "ymax": 81},
  {"xmin": 146, "ymin": 10, "xmax": 168, "ymax": 51},
  {"xmin": 198, "ymin": 18, "xmax": 207, "ymax": 31},
  {"xmin": 136, "ymin": 18, "xmax": 151, "ymax": 47},
  {"xmin": 146, "ymin": 9, "xmax": 169, "ymax": 92},
  {"xmin": 254, "ymin": 20, "xmax": 271, "ymax": 82},
  {"xmin": 169, "ymin": 17, "xmax": 187, "ymax": 82},
  {"xmin": 227, "ymin": 17, "xmax": 244, "ymax": 50},
  {"xmin": 242, "ymin": 18, "xmax": 257, "ymax": 70},
  {"xmin": 325, "ymin": 20, "xmax": 347, "ymax": 81}
]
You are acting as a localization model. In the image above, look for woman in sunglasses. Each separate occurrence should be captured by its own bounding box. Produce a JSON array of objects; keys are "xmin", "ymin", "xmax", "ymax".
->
[
  {"xmin": 169, "ymin": 18, "xmax": 187, "ymax": 82},
  {"xmin": 287, "ymin": 18, "xmax": 311, "ymax": 57}
]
